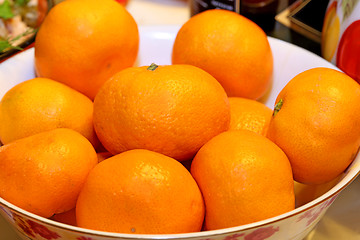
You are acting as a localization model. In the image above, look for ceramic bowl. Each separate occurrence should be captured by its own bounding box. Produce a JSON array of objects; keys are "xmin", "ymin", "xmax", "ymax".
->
[{"xmin": 0, "ymin": 25, "xmax": 359, "ymax": 240}]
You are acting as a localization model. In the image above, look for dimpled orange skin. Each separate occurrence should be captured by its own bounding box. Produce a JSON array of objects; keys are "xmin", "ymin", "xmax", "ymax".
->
[
  {"xmin": 76, "ymin": 149, "xmax": 205, "ymax": 234},
  {"xmin": 0, "ymin": 128, "xmax": 98, "ymax": 218},
  {"xmin": 172, "ymin": 9, "xmax": 273, "ymax": 100},
  {"xmin": 0, "ymin": 77, "xmax": 100, "ymax": 149},
  {"xmin": 267, "ymin": 67, "xmax": 360, "ymax": 185},
  {"xmin": 191, "ymin": 130, "xmax": 295, "ymax": 230},
  {"xmin": 228, "ymin": 97, "xmax": 273, "ymax": 136},
  {"xmin": 34, "ymin": 0, "xmax": 139, "ymax": 100},
  {"xmin": 93, "ymin": 64, "xmax": 230, "ymax": 161}
]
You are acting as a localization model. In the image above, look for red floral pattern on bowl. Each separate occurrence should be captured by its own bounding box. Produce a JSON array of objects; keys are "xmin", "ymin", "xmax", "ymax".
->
[{"xmin": 0, "ymin": 192, "xmax": 343, "ymax": 240}]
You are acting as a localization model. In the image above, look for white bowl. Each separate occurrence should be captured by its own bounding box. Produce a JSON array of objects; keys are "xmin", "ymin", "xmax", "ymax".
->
[{"xmin": 0, "ymin": 25, "xmax": 359, "ymax": 240}]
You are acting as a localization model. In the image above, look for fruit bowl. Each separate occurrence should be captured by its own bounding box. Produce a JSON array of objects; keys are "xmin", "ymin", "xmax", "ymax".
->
[{"xmin": 0, "ymin": 25, "xmax": 359, "ymax": 240}]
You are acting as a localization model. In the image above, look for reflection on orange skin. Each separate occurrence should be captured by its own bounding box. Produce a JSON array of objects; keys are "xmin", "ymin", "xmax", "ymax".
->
[
  {"xmin": 294, "ymin": 174, "xmax": 342, "ymax": 208},
  {"xmin": 97, "ymin": 151, "xmax": 113, "ymax": 163},
  {"xmin": 50, "ymin": 208, "xmax": 77, "ymax": 226}
]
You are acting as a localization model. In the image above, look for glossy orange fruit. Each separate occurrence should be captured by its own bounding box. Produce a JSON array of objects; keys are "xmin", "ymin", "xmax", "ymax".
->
[
  {"xmin": 34, "ymin": 0, "xmax": 139, "ymax": 99},
  {"xmin": 50, "ymin": 208, "xmax": 77, "ymax": 226},
  {"xmin": 93, "ymin": 63, "xmax": 230, "ymax": 161},
  {"xmin": 0, "ymin": 128, "xmax": 98, "ymax": 218},
  {"xmin": 294, "ymin": 175, "xmax": 342, "ymax": 207},
  {"xmin": 76, "ymin": 149, "xmax": 205, "ymax": 234},
  {"xmin": 96, "ymin": 152, "xmax": 113, "ymax": 163},
  {"xmin": 172, "ymin": 9, "xmax": 273, "ymax": 100},
  {"xmin": 267, "ymin": 67, "xmax": 360, "ymax": 184},
  {"xmin": 191, "ymin": 130, "xmax": 294, "ymax": 230},
  {"xmin": 0, "ymin": 77, "xmax": 99, "ymax": 149},
  {"xmin": 228, "ymin": 97, "xmax": 273, "ymax": 135}
]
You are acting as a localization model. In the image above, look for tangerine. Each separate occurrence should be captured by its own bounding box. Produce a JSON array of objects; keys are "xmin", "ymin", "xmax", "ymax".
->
[
  {"xmin": 228, "ymin": 97, "xmax": 272, "ymax": 135},
  {"xmin": 267, "ymin": 67, "xmax": 360, "ymax": 184},
  {"xmin": 76, "ymin": 149, "xmax": 205, "ymax": 234},
  {"xmin": 93, "ymin": 63, "xmax": 230, "ymax": 161},
  {"xmin": 0, "ymin": 77, "xmax": 99, "ymax": 149},
  {"xmin": 0, "ymin": 128, "xmax": 97, "ymax": 218},
  {"xmin": 172, "ymin": 9, "xmax": 273, "ymax": 100},
  {"xmin": 34, "ymin": 0, "xmax": 139, "ymax": 99},
  {"xmin": 191, "ymin": 130, "xmax": 294, "ymax": 230}
]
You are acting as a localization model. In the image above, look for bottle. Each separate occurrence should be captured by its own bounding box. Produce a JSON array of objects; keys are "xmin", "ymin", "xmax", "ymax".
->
[
  {"xmin": 190, "ymin": 0, "xmax": 280, "ymax": 16},
  {"xmin": 190, "ymin": 0, "xmax": 241, "ymax": 16},
  {"xmin": 321, "ymin": 0, "xmax": 360, "ymax": 84},
  {"xmin": 190, "ymin": 0, "xmax": 279, "ymax": 31}
]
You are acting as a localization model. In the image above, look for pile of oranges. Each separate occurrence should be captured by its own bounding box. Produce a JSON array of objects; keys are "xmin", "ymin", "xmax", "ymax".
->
[{"xmin": 1, "ymin": 0, "xmax": 360, "ymax": 235}]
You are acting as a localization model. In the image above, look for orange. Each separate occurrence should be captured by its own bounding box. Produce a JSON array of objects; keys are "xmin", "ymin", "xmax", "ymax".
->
[
  {"xmin": 294, "ymin": 175, "xmax": 342, "ymax": 207},
  {"xmin": 50, "ymin": 208, "xmax": 77, "ymax": 226},
  {"xmin": 172, "ymin": 9, "xmax": 273, "ymax": 100},
  {"xmin": 0, "ymin": 128, "xmax": 98, "ymax": 218},
  {"xmin": 267, "ymin": 67, "xmax": 360, "ymax": 184},
  {"xmin": 228, "ymin": 97, "xmax": 273, "ymax": 135},
  {"xmin": 190, "ymin": 130, "xmax": 294, "ymax": 230},
  {"xmin": 34, "ymin": 0, "xmax": 139, "ymax": 100},
  {"xmin": 93, "ymin": 63, "xmax": 230, "ymax": 161},
  {"xmin": 96, "ymin": 152, "xmax": 113, "ymax": 163},
  {"xmin": 76, "ymin": 149, "xmax": 205, "ymax": 234},
  {"xmin": 0, "ymin": 77, "xmax": 100, "ymax": 149}
]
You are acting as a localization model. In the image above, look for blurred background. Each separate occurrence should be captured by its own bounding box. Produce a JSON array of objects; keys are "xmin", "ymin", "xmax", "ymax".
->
[{"xmin": 0, "ymin": 0, "xmax": 331, "ymax": 60}]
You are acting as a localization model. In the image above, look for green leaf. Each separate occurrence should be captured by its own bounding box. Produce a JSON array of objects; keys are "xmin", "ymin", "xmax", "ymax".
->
[
  {"xmin": 0, "ymin": 40, "xmax": 18, "ymax": 52},
  {"xmin": 0, "ymin": 40, "xmax": 12, "ymax": 51},
  {"xmin": 273, "ymin": 99, "xmax": 283, "ymax": 117},
  {"xmin": 147, "ymin": 63, "xmax": 159, "ymax": 71},
  {"xmin": 0, "ymin": 39, "xmax": 23, "ymax": 52},
  {"xmin": 0, "ymin": 0, "xmax": 15, "ymax": 20},
  {"xmin": 14, "ymin": 0, "xmax": 30, "ymax": 6},
  {"xmin": 0, "ymin": 28, "xmax": 36, "ymax": 53}
]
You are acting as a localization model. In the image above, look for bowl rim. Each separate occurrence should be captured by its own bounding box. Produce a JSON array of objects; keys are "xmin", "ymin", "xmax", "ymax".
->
[{"xmin": 1, "ymin": 154, "xmax": 359, "ymax": 239}]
